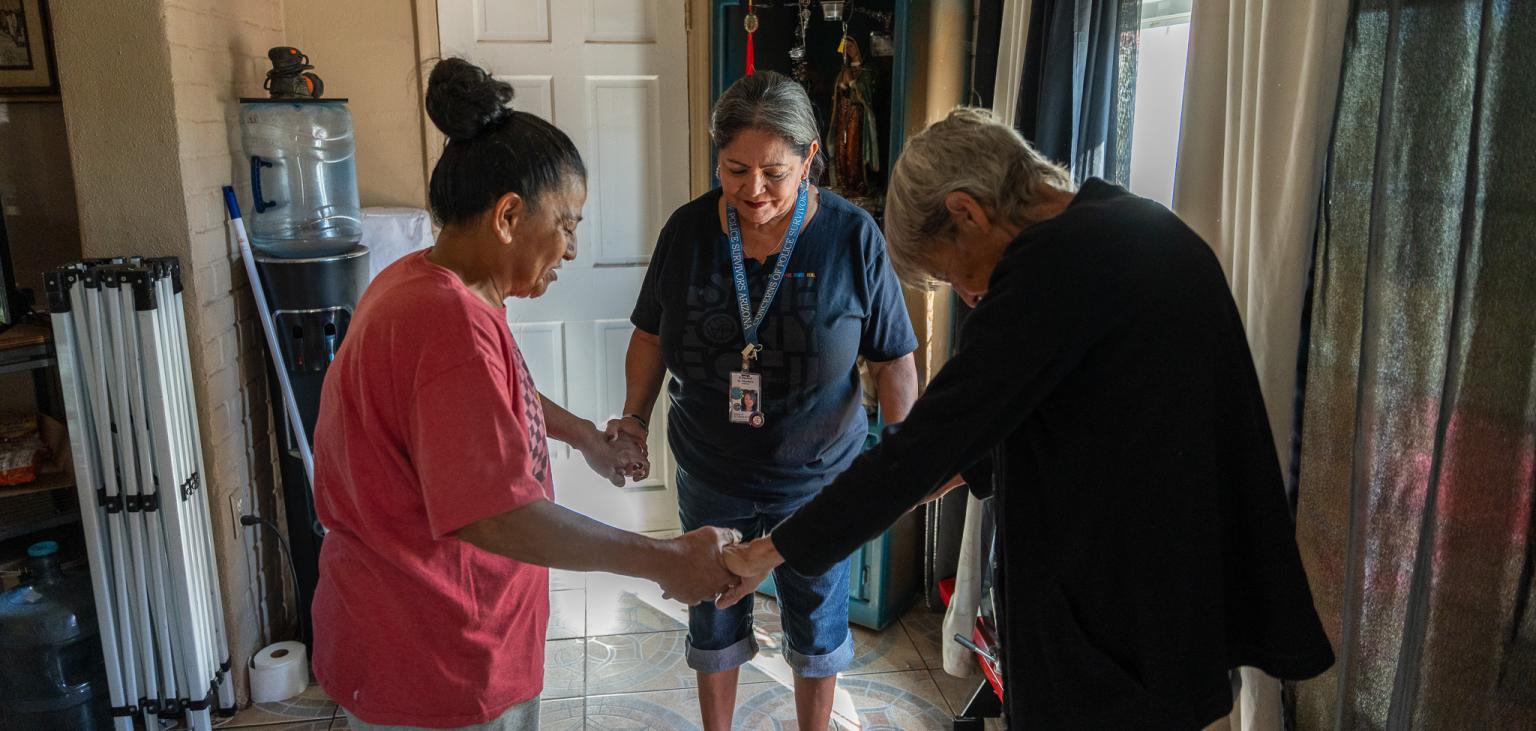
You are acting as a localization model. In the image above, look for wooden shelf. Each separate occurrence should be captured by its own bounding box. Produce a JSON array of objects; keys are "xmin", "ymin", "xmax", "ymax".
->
[
  {"xmin": 0, "ymin": 470, "xmax": 75, "ymax": 500},
  {"xmin": 0, "ymin": 324, "xmax": 52, "ymax": 351},
  {"xmin": 0, "ymin": 324, "xmax": 54, "ymax": 375},
  {"xmin": 0, "ymin": 509, "xmax": 80, "ymax": 544},
  {"xmin": 0, "ymin": 329, "xmax": 74, "ymax": 544}
]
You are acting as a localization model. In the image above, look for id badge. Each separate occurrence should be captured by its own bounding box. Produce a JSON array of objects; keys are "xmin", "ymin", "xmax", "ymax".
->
[{"xmin": 729, "ymin": 370, "xmax": 765, "ymax": 428}]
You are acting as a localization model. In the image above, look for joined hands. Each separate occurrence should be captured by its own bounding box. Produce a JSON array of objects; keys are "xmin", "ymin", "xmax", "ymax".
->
[
  {"xmin": 600, "ymin": 417, "xmax": 651, "ymax": 482},
  {"xmin": 591, "ymin": 417, "xmax": 786, "ymax": 608},
  {"xmin": 654, "ymin": 526, "xmax": 743, "ymax": 605},
  {"xmin": 575, "ymin": 421, "xmax": 649, "ymax": 486},
  {"xmin": 651, "ymin": 531, "xmax": 785, "ymax": 608},
  {"xmin": 715, "ymin": 536, "xmax": 785, "ymax": 609}
]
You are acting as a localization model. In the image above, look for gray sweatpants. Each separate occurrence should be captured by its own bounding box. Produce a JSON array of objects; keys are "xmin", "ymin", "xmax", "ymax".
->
[{"xmin": 342, "ymin": 696, "xmax": 539, "ymax": 731}]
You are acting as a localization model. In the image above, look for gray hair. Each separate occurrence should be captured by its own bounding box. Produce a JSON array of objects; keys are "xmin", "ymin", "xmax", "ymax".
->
[
  {"xmin": 885, "ymin": 107, "xmax": 1074, "ymax": 288},
  {"xmin": 711, "ymin": 71, "xmax": 825, "ymax": 181}
]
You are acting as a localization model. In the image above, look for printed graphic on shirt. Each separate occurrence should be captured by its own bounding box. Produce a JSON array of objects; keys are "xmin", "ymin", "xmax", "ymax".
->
[
  {"xmin": 513, "ymin": 348, "xmax": 550, "ymax": 484},
  {"xmin": 679, "ymin": 268, "xmax": 822, "ymax": 411}
]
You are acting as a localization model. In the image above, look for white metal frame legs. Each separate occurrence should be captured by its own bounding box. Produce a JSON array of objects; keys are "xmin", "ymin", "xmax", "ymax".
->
[{"xmin": 45, "ymin": 260, "xmax": 235, "ymax": 731}]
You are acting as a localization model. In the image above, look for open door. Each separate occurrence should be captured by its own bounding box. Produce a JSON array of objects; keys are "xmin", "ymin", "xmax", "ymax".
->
[{"xmin": 438, "ymin": 0, "xmax": 691, "ymax": 531}]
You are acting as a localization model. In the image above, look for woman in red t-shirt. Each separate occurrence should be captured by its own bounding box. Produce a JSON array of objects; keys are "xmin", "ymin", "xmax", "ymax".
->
[{"xmin": 309, "ymin": 59, "xmax": 740, "ymax": 731}]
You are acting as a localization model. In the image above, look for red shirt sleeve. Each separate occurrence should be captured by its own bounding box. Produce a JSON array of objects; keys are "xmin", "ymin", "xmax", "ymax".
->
[{"xmin": 408, "ymin": 356, "xmax": 550, "ymax": 539}]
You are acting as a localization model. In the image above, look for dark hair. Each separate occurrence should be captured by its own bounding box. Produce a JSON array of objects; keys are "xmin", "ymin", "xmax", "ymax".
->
[
  {"xmin": 425, "ymin": 58, "xmax": 586, "ymax": 226},
  {"xmin": 711, "ymin": 71, "xmax": 825, "ymax": 183}
]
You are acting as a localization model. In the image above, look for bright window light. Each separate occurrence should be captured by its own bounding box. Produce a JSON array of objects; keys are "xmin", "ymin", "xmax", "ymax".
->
[{"xmin": 1127, "ymin": 9, "xmax": 1192, "ymax": 208}]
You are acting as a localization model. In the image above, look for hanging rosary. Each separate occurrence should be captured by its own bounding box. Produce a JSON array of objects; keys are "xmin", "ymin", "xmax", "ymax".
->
[{"xmin": 744, "ymin": 0, "xmax": 758, "ymax": 76}]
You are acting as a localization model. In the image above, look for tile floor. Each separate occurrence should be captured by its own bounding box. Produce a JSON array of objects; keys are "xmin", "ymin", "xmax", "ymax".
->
[{"xmin": 211, "ymin": 570, "xmax": 1000, "ymax": 730}]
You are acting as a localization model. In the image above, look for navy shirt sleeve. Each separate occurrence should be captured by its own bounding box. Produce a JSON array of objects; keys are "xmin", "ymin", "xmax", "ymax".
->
[
  {"xmin": 631, "ymin": 211, "xmax": 675, "ymax": 334},
  {"xmin": 857, "ymin": 223, "xmax": 919, "ymax": 362}
]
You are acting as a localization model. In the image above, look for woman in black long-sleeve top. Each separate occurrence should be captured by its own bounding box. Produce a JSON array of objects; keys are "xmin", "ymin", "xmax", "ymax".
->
[{"xmin": 716, "ymin": 108, "xmax": 1335, "ymax": 729}]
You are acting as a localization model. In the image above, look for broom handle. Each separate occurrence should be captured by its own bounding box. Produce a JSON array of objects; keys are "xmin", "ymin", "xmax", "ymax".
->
[{"xmin": 222, "ymin": 187, "xmax": 316, "ymax": 490}]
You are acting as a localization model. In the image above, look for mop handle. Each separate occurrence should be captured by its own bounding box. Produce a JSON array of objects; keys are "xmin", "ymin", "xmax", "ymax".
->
[{"xmin": 222, "ymin": 187, "xmax": 316, "ymax": 489}]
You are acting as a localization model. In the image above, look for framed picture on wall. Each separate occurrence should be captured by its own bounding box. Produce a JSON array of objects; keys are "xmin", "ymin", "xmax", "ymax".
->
[{"xmin": 0, "ymin": 0, "xmax": 57, "ymax": 97}]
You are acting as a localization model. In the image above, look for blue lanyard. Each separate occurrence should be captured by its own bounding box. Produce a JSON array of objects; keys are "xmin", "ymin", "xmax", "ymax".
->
[{"xmin": 726, "ymin": 179, "xmax": 810, "ymax": 351}]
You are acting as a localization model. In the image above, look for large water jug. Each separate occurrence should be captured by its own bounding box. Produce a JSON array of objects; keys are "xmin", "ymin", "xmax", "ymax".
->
[
  {"xmin": 240, "ymin": 99, "xmax": 363, "ymax": 258},
  {"xmin": 0, "ymin": 541, "xmax": 109, "ymax": 730}
]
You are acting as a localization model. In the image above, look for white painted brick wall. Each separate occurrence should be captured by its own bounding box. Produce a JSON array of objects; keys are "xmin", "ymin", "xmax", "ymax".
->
[
  {"xmin": 162, "ymin": 0, "xmax": 286, "ymax": 705},
  {"xmin": 52, "ymin": 0, "xmax": 297, "ymax": 706}
]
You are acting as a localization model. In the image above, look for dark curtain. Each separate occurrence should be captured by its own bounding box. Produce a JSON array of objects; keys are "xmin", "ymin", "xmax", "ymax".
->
[
  {"xmin": 1014, "ymin": 0, "xmax": 1141, "ymax": 183},
  {"xmin": 1294, "ymin": 0, "xmax": 1536, "ymax": 727},
  {"xmin": 970, "ymin": 0, "xmax": 1005, "ymax": 108}
]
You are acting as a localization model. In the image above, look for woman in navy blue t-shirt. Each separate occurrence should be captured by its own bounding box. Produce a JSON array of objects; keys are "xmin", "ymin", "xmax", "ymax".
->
[{"xmin": 606, "ymin": 71, "xmax": 918, "ymax": 730}]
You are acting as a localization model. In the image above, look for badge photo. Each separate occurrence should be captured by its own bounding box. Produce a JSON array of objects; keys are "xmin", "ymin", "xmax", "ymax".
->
[{"xmin": 729, "ymin": 371, "xmax": 764, "ymax": 427}]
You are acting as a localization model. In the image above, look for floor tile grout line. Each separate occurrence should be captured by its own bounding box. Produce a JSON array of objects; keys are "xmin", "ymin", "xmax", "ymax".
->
[
  {"xmin": 581, "ymin": 674, "xmax": 789, "ymax": 703},
  {"xmin": 581, "ymin": 584, "xmax": 588, "ymax": 730},
  {"xmin": 579, "ymin": 625, "xmax": 689, "ymax": 640},
  {"xmin": 928, "ymin": 667, "xmax": 958, "ymax": 717},
  {"xmin": 896, "ymin": 613, "xmax": 939, "ymax": 671}
]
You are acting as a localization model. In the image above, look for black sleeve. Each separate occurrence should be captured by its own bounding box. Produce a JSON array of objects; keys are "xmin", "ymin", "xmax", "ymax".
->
[
  {"xmin": 962, "ymin": 455, "xmax": 995, "ymax": 499},
  {"xmin": 630, "ymin": 214, "xmax": 675, "ymax": 335},
  {"xmin": 771, "ymin": 245, "xmax": 1126, "ymax": 575}
]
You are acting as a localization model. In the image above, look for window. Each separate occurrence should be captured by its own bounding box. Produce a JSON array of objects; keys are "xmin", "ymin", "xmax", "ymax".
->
[{"xmin": 1127, "ymin": 0, "xmax": 1193, "ymax": 208}]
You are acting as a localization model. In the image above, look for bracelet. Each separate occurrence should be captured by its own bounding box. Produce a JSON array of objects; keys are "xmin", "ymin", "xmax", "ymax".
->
[{"xmin": 624, "ymin": 413, "xmax": 649, "ymax": 431}]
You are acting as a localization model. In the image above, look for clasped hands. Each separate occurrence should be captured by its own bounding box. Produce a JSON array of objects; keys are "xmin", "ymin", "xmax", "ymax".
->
[
  {"xmin": 570, "ymin": 417, "xmax": 652, "ymax": 487},
  {"xmin": 646, "ymin": 526, "xmax": 786, "ymax": 608},
  {"xmin": 587, "ymin": 417, "xmax": 786, "ymax": 607}
]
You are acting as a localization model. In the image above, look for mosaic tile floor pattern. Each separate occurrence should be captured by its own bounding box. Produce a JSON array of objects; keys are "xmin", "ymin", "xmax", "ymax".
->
[{"xmin": 212, "ymin": 575, "xmax": 994, "ymax": 729}]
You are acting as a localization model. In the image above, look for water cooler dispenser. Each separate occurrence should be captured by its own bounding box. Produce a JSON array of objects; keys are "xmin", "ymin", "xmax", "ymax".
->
[{"xmin": 239, "ymin": 48, "xmax": 368, "ymax": 637}]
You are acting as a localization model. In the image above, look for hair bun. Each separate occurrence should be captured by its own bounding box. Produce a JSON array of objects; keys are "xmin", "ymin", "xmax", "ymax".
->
[{"xmin": 426, "ymin": 58, "xmax": 515, "ymax": 141}]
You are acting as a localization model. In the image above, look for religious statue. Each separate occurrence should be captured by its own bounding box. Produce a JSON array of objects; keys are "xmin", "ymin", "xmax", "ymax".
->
[{"xmin": 826, "ymin": 36, "xmax": 881, "ymax": 209}]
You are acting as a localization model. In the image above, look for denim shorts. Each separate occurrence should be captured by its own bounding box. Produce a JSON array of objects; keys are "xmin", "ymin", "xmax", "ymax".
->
[{"xmin": 676, "ymin": 468, "xmax": 854, "ymax": 678}]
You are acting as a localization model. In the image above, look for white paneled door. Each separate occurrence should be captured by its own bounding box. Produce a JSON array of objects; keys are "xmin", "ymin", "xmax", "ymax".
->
[{"xmin": 439, "ymin": 0, "xmax": 690, "ymax": 532}]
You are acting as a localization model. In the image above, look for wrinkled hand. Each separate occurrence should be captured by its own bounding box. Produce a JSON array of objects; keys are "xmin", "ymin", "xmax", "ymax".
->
[
  {"xmin": 715, "ymin": 537, "xmax": 783, "ymax": 609},
  {"xmin": 601, "ymin": 417, "xmax": 650, "ymax": 481},
  {"xmin": 576, "ymin": 427, "xmax": 647, "ymax": 487},
  {"xmin": 656, "ymin": 526, "xmax": 742, "ymax": 605}
]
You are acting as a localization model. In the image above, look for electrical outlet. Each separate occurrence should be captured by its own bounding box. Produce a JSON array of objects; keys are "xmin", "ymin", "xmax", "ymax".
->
[{"xmin": 229, "ymin": 494, "xmax": 245, "ymax": 531}]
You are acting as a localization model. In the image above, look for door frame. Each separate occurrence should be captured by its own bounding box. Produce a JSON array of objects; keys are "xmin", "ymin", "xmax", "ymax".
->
[
  {"xmin": 688, "ymin": 0, "xmax": 713, "ymax": 197},
  {"xmin": 411, "ymin": 0, "xmax": 446, "ymax": 188}
]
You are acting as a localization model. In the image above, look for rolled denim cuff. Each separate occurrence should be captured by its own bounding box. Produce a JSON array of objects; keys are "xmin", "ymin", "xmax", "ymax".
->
[
  {"xmin": 685, "ymin": 633, "xmax": 759, "ymax": 673},
  {"xmin": 783, "ymin": 629, "xmax": 854, "ymax": 678}
]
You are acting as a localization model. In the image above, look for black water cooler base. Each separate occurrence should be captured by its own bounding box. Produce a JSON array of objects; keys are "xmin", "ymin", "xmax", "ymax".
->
[{"xmin": 254, "ymin": 245, "xmax": 369, "ymax": 642}]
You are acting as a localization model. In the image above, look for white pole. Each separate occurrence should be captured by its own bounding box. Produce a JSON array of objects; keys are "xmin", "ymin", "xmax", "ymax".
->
[
  {"xmin": 48, "ymin": 271, "xmax": 135, "ymax": 731},
  {"xmin": 79, "ymin": 272, "xmax": 144, "ymax": 712},
  {"xmin": 136, "ymin": 280, "xmax": 215, "ymax": 731},
  {"xmin": 54, "ymin": 260, "xmax": 236, "ymax": 728},
  {"xmin": 153, "ymin": 264, "xmax": 234, "ymax": 712},
  {"xmin": 117, "ymin": 271, "xmax": 182, "ymax": 714},
  {"xmin": 102, "ymin": 271, "xmax": 161, "ymax": 727},
  {"xmin": 222, "ymin": 187, "xmax": 314, "ymax": 486}
]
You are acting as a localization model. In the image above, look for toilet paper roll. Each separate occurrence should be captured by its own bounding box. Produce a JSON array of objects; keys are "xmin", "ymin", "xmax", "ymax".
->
[{"xmin": 249, "ymin": 641, "xmax": 309, "ymax": 704}]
